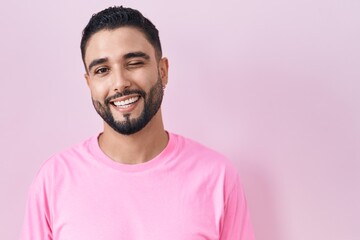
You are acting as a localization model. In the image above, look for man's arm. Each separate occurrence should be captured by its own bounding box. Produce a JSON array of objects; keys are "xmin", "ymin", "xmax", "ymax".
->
[
  {"xmin": 220, "ymin": 175, "xmax": 255, "ymax": 240},
  {"xmin": 19, "ymin": 170, "xmax": 53, "ymax": 240}
]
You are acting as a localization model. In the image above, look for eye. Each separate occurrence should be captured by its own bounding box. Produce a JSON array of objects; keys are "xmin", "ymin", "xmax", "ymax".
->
[
  {"xmin": 94, "ymin": 67, "xmax": 109, "ymax": 75},
  {"xmin": 127, "ymin": 61, "xmax": 144, "ymax": 68}
]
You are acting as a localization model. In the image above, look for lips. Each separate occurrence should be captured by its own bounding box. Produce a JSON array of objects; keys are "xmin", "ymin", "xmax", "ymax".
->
[
  {"xmin": 110, "ymin": 95, "xmax": 141, "ymax": 110},
  {"xmin": 113, "ymin": 96, "xmax": 140, "ymax": 108}
]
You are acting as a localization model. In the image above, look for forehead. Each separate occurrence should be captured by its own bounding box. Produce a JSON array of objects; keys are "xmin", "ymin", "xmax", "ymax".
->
[{"xmin": 84, "ymin": 27, "xmax": 156, "ymax": 64}]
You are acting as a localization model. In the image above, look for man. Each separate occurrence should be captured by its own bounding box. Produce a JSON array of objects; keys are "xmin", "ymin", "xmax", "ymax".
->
[{"xmin": 20, "ymin": 6, "xmax": 254, "ymax": 240}]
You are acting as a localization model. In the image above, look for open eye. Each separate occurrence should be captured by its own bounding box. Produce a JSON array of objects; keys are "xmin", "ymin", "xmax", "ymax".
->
[{"xmin": 95, "ymin": 67, "xmax": 109, "ymax": 75}]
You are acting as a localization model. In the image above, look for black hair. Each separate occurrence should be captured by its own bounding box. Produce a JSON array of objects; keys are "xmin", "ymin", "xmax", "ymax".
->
[{"xmin": 80, "ymin": 6, "xmax": 162, "ymax": 69}]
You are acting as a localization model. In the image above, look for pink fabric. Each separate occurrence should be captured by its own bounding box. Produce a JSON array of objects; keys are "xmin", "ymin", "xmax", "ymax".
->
[{"xmin": 20, "ymin": 133, "xmax": 254, "ymax": 240}]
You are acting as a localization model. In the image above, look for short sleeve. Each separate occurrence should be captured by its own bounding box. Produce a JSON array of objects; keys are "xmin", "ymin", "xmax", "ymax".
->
[
  {"xmin": 19, "ymin": 167, "xmax": 53, "ymax": 240},
  {"xmin": 219, "ymin": 175, "xmax": 255, "ymax": 240}
]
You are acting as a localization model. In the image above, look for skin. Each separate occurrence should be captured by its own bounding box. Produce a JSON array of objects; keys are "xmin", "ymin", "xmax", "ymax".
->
[{"xmin": 84, "ymin": 27, "xmax": 169, "ymax": 164}]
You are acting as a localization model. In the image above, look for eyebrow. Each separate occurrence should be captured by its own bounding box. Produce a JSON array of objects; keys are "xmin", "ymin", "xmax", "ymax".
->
[
  {"xmin": 88, "ymin": 57, "xmax": 108, "ymax": 72},
  {"xmin": 123, "ymin": 51, "xmax": 150, "ymax": 60}
]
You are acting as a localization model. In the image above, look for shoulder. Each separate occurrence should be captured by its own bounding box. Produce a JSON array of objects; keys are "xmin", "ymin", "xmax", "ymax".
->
[
  {"xmin": 171, "ymin": 132, "xmax": 234, "ymax": 165},
  {"xmin": 169, "ymin": 132, "xmax": 239, "ymax": 184},
  {"xmin": 33, "ymin": 135, "xmax": 97, "ymax": 182}
]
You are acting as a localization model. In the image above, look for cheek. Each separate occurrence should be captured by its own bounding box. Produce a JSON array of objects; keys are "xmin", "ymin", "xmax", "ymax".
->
[
  {"xmin": 134, "ymin": 69, "xmax": 159, "ymax": 88},
  {"xmin": 89, "ymin": 81, "xmax": 110, "ymax": 99}
]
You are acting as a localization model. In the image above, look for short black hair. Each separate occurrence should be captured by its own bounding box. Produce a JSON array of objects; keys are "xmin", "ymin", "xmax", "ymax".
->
[{"xmin": 80, "ymin": 6, "xmax": 162, "ymax": 69}]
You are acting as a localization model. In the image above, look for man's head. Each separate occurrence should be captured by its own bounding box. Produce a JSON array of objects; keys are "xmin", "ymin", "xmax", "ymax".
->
[
  {"xmin": 81, "ymin": 6, "xmax": 163, "ymax": 70},
  {"xmin": 81, "ymin": 6, "xmax": 168, "ymax": 136}
]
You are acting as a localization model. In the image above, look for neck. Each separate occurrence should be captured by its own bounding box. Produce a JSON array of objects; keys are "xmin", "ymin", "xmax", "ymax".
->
[{"xmin": 98, "ymin": 111, "xmax": 168, "ymax": 165}]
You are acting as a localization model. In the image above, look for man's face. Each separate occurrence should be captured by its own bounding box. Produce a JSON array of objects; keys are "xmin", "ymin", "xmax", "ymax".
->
[{"xmin": 84, "ymin": 27, "xmax": 168, "ymax": 135}]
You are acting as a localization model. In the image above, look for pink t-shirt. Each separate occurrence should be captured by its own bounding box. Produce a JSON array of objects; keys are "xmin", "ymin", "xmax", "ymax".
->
[{"xmin": 20, "ymin": 133, "xmax": 254, "ymax": 240}]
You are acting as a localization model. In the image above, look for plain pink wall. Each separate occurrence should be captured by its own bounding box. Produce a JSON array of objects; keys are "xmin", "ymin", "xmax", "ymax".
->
[{"xmin": 1, "ymin": 0, "xmax": 359, "ymax": 239}]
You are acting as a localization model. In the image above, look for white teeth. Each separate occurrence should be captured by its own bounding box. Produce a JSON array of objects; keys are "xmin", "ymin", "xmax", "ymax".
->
[{"xmin": 113, "ymin": 96, "xmax": 139, "ymax": 107}]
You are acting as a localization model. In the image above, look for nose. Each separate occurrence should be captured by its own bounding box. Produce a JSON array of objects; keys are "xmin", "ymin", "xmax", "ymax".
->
[{"xmin": 112, "ymin": 68, "xmax": 131, "ymax": 92}]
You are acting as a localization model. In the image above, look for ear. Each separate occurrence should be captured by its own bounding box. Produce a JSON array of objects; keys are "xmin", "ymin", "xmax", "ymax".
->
[
  {"xmin": 85, "ymin": 73, "xmax": 90, "ymax": 87},
  {"xmin": 158, "ymin": 57, "xmax": 169, "ymax": 86}
]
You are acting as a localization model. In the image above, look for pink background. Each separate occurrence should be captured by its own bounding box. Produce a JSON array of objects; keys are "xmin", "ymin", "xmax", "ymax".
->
[{"xmin": 1, "ymin": 0, "xmax": 359, "ymax": 239}]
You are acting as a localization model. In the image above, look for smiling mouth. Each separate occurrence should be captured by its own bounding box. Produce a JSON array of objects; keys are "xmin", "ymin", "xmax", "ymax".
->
[{"xmin": 112, "ymin": 96, "xmax": 140, "ymax": 109}]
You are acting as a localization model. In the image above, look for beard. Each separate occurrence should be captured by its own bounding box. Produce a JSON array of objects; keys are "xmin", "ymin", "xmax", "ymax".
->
[{"xmin": 92, "ymin": 77, "xmax": 164, "ymax": 135}]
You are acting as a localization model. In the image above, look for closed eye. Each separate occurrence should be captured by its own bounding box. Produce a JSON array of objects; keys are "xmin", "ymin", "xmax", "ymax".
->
[{"xmin": 128, "ymin": 61, "xmax": 144, "ymax": 68}]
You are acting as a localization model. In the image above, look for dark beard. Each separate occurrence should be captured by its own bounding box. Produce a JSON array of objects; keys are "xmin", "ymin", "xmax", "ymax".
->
[{"xmin": 92, "ymin": 77, "xmax": 164, "ymax": 135}]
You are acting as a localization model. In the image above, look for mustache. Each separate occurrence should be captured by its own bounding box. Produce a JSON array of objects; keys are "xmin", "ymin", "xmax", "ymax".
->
[{"xmin": 104, "ymin": 89, "xmax": 146, "ymax": 105}]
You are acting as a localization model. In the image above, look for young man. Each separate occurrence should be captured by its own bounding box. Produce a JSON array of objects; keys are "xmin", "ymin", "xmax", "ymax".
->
[{"xmin": 20, "ymin": 6, "xmax": 254, "ymax": 240}]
